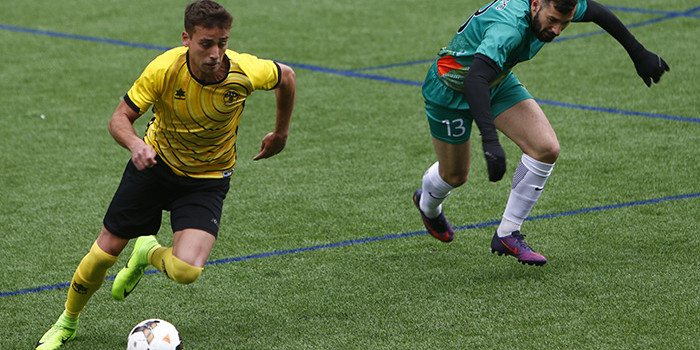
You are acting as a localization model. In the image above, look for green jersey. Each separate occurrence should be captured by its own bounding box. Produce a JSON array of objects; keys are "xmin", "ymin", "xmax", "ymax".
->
[{"xmin": 422, "ymin": 0, "xmax": 588, "ymax": 110}]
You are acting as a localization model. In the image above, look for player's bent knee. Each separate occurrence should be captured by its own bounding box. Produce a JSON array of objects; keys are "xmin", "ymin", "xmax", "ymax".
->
[
  {"xmin": 444, "ymin": 173, "xmax": 468, "ymax": 188},
  {"xmin": 90, "ymin": 241, "xmax": 119, "ymax": 270},
  {"xmin": 439, "ymin": 169, "xmax": 468, "ymax": 188},
  {"xmin": 531, "ymin": 142, "xmax": 560, "ymax": 164},
  {"xmin": 77, "ymin": 242, "xmax": 119, "ymax": 283},
  {"xmin": 168, "ymin": 255, "xmax": 203, "ymax": 284},
  {"xmin": 548, "ymin": 142, "xmax": 561, "ymax": 160},
  {"xmin": 543, "ymin": 144, "xmax": 560, "ymax": 163},
  {"xmin": 172, "ymin": 266, "xmax": 202, "ymax": 285}
]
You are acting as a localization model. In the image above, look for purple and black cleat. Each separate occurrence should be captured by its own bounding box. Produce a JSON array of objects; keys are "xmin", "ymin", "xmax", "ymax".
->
[{"xmin": 491, "ymin": 230, "xmax": 547, "ymax": 266}]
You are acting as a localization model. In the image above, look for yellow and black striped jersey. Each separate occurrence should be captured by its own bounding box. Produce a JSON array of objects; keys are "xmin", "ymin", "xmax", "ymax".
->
[{"xmin": 125, "ymin": 46, "xmax": 280, "ymax": 178}]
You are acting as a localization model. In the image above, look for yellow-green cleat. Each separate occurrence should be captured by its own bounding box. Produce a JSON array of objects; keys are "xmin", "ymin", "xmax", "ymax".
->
[
  {"xmin": 36, "ymin": 311, "xmax": 78, "ymax": 349},
  {"xmin": 112, "ymin": 235, "xmax": 160, "ymax": 301}
]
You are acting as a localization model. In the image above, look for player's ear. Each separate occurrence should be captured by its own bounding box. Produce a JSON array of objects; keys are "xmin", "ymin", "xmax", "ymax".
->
[
  {"xmin": 531, "ymin": 0, "xmax": 540, "ymax": 12},
  {"xmin": 182, "ymin": 30, "xmax": 190, "ymax": 47}
]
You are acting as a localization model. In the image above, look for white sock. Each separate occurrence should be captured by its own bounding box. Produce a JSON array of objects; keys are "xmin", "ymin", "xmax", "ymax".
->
[
  {"xmin": 497, "ymin": 154, "xmax": 554, "ymax": 237},
  {"xmin": 420, "ymin": 162, "xmax": 454, "ymax": 218}
]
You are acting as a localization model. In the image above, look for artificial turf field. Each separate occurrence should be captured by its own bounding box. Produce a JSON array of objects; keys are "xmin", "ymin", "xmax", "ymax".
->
[{"xmin": 1, "ymin": 0, "xmax": 698, "ymax": 349}]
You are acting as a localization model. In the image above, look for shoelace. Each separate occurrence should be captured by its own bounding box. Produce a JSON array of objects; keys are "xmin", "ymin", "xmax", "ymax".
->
[{"xmin": 511, "ymin": 232, "xmax": 533, "ymax": 250}]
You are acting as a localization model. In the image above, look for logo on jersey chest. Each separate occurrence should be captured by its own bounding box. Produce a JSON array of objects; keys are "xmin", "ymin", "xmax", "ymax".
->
[{"xmin": 223, "ymin": 90, "xmax": 240, "ymax": 106}]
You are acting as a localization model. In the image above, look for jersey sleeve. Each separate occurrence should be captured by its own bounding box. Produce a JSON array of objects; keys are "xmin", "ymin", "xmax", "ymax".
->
[
  {"xmin": 237, "ymin": 53, "xmax": 281, "ymax": 91},
  {"xmin": 475, "ymin": 23, "xmax": 523, "ymax": 70},
  {"xmin": 125, "ymin": 56, "xmax": 167, "ymax": 115}
]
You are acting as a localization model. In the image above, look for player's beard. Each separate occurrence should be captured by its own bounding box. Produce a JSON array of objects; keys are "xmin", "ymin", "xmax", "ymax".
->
[{"xmin": 531, "ymin": 9, "xmax": 557, "ymax": 42}]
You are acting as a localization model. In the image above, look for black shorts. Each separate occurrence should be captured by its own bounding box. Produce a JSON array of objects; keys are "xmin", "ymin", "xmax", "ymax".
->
[{"xmin": 103, "ymin": 156, "xmax": 230, "ymax": 239}]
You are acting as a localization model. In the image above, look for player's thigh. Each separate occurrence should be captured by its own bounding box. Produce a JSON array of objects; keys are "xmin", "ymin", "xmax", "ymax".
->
[
  {"xmin": 103, "ymin": 160, "xmax": 168, "ymax": 239},
  {"xmin": 168, "ymin": 177, "xmax": 229, "ymax": 237},
  {"xmin": 495, "ymin": 99, "xmax": 559, "ymax": 163},
  {"xmin": 489, "ymin": 73, "xmax": 559, "ymax": 163},
  {"xmin": 168, "ymin": 177, "xmax": 229, "ymax": 267},
  {"xmin": 425, "ymin": 101, "xmax": 473, "ymax": 145},
  {"xmin": 424, "ymin": 102, "xmax": 472, "ymax": 185}
]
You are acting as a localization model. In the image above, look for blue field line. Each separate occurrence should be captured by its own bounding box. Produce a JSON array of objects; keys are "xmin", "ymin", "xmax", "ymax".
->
[
  {"xmin": 353, "ymin": 5, "xmax": 700, "ymax": 71},
  {"xmin": 0, "ymin": 24, "xmax": 172, "ymax": 51},
  {"xmin": 2, "ymin": 192, "xmax": 697, "ymax": 299},
  {"xmin": 351, "ymin": 59, "xmax": 435, "ymax": 72},
  {"xmin": 536, "ymin": 99, "xmax": 700, "ymax": 124},
  {"xmin": 282, "ymin": 64, "xmax": 698, "ymax": 123},
  {"xmin": 281, "ymin": 62, "xmax": 424, "ymax": 86},
  {"xmin": 2, "ymin": 22, "xmax": 692, "ymax": 122},
  {"xmin": 555, "ymin": 14, "xmax": 691, "ymax": 43},
  {"xmin": 526, "ymin": 193, "xmax": 700, "ymax": 221},
  {"xmin": 277, "ymin": 63, "xmax": 698, "ymax": 123},
  {"xmin": 603, "ymin": 5, "xmax": 700, "ymax": 17},
  {"xmin": 604, "ymin": 6, "xmax": 683, "ymax": 16}
]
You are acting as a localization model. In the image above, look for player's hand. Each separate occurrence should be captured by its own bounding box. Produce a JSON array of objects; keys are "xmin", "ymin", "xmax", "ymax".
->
[
  {"xmin": 482, "ymin": 140, "xmax": 506, "ymax": 182},
  {"xmin": 253, "ymin": 132, "xmax": 287, "ymax": 160},
  {"xmin": 631, "ymin": 49, "xmax": 669, "ymax": 87},
  {"xmin": 131, "ymin": 143, "xmax": 157, "ymax": 170}
]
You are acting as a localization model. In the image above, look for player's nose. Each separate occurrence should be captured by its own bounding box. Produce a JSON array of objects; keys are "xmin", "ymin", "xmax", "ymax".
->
[{"xmin": 551, "ymin": 24, "xmax": 563, "ymax": 35}]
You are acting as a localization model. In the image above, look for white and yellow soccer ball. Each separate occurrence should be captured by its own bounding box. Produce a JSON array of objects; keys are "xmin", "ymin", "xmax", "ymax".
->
[{"xmin": 127, "ymin": 319, "xmax": 183, "ymax": 350}]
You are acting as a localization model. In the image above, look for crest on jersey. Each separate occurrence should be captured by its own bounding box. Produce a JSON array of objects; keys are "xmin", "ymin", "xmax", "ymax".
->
[{"xmin": 223, "ymin": 90, "xmax": 239, "ymax": 106}]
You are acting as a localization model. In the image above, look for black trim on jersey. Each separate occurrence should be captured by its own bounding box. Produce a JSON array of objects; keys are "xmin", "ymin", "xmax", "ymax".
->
[
  {"xmin": 185, "ymin": 51, "xmax": 231, "ymax": 86},
  {"xmin": 123, "ymin": 94, "xmax": 141, "ymax": 114},
  {"xmin": 459, "ymin": 0, "xmax": 500, "ymax": 33},
  {"xmin": 271, "ymin": 62, "xmax": 282, "ymax": 90},
  {"xmin": 463, "ymin": 53, "xmax": 500, "ymax": 143}
]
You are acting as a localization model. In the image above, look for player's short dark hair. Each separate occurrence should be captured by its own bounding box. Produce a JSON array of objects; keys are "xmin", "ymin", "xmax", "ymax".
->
[
  {"xmin": 184, "ymin": 0, "xmax": 233, "ymax": 35},
  {"xmin": 542, "ymin": 0, "xmax": 579, "ymax": 14}
]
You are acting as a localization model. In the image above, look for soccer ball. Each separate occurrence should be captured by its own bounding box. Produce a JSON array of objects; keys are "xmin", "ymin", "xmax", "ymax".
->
[{"xmin": 127, "ymin": 319, "xmax": 183, "ymax": 350}]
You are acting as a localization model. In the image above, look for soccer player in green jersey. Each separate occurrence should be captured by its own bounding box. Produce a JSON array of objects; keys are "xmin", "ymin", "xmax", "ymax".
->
[
  {"xmin": 413, "ymin": 0, "xmax": 668, "ymax": 265},
  {"xmin": 36, "ymin": 1, "xmax": 296, "ymax": 348}
]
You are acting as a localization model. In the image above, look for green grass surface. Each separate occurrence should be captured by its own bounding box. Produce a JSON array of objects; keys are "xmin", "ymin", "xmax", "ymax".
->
[{"xmin": 1, "ymin": 1, "xmax": 698, "ymax": 349}]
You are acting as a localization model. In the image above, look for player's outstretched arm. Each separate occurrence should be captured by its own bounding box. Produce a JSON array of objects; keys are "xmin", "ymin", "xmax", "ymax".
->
[
  {"xmin": 253, "ymin": 63, "xmax": 296, "ymax": 160},
  {"xmin": 581, "ymin": 0, "xmax": 669, "ymax": 87}
]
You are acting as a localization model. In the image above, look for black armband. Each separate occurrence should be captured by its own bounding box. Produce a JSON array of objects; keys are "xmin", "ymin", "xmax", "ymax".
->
[{"xmin": 123, "ymin": 93, "xmax": 142, "ymax": 114}]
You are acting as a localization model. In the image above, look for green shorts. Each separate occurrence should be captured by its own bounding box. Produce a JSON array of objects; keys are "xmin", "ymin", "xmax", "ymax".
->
[{"xmin": 425, "ymin": 72, "xmax": 533, "ymax": 144}]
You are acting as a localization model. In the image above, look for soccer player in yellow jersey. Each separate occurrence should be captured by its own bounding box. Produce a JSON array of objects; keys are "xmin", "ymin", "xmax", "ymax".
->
[{"xmin": 36, "ymin": 1, "xmax": 296, "ymax": 348}]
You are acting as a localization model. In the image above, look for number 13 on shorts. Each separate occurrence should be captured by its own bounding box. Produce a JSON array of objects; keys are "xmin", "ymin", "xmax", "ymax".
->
[
  {"xmin": 425, "ymin": 103, "xmax": 473, "ymax": 144},
  {"xmin": 442, "ymin": 118, "xmax": 467, "ymax": 138}
]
